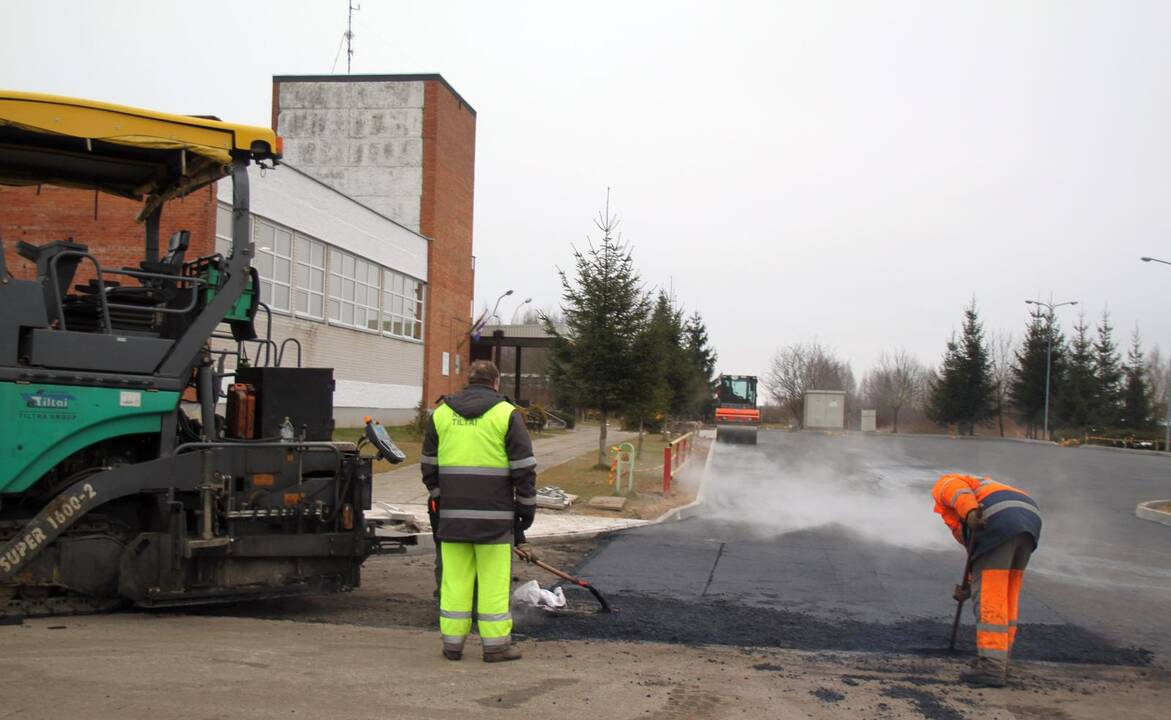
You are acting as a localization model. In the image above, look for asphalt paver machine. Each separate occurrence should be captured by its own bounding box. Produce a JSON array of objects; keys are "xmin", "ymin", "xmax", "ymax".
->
[
  {"xmin": 714, "ymin": 374, "xmax": 759, "ymax": 444},
  {"xmin": 0, "ymin": 92, "xmax": 406, "ymax": 617}
]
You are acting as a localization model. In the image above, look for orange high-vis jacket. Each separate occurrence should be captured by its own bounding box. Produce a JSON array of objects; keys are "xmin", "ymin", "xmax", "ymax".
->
[{"xmin": 931, "ymin": 473, "xmax": 1037, "ymax": 546}]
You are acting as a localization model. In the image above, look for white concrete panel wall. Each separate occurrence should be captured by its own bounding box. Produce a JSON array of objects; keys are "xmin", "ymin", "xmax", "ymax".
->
[
  {"xmin": 263, "ymin": 313, "xmax": 422, "ymax": 392},
  {"xmin": 216, "ymin": 165, "xmax": 427, "ymax": 281},
  {"xmin": 333, "ymin": 379, "xmax": 421, "ymax": 410},
  {"xmin": 215, "ymin": 313, "xmax": 422, "ymax": 424},
  {"xmin": 276, "ymin": 81, "xmax": 425, "ymax": 231}
]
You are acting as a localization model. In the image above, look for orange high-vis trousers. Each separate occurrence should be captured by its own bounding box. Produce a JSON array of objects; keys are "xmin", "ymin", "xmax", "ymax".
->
[{"xmin": 971, "ymin": 533, "xmax": 1034, "ymax": 666}]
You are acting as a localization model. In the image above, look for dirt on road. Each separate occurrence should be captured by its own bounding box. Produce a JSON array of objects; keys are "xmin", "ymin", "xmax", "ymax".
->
[{"xmin": 1, "ymin": 540, "xmax": 1166, "ymax": 720}]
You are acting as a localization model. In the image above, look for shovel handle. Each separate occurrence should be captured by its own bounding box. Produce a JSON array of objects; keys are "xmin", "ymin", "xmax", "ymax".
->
[
  {"xmin": 513, "ymin": 548, "xmax": 613, "ymax": 613},
  {"xmin": 948, "ymin": 528, "xmax": 979, "ymax": 651},
  {"xmin": 949, "ymin": 596, "xmax": 965, "ymax": 651}
]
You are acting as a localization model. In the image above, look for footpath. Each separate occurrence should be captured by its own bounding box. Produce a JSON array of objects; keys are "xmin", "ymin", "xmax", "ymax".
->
[{"xmin": 371, "ymin": 427, "xmax": 653, "ymax": 541}]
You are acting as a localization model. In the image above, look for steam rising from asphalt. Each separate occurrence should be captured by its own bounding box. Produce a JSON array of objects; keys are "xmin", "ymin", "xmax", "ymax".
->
[
  {"xmin": 694, "ymin": 434, "xmax": 1171, "ymax": 592},
  {"xmin": 700, "ymin": 437, "xmax": 954, "ymax": 551}
]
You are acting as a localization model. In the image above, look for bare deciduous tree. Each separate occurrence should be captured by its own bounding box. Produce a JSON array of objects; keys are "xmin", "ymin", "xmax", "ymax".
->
[
  {"xmin": 989, "ymin": 331, "xmax": 1016, "ymax": 437},
  {"xmin": 765, "ymin": 341, "xmax": 851, "ymax": 427},
  {"xmin": 1147, "ymin": 346, "xmax": 1169, "ymax": 432},
  {"xmin": 863, "ymin": 348, "xmax": 928, "ymax": 433}
]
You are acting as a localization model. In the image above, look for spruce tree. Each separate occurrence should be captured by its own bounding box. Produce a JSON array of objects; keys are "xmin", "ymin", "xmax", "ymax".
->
[
  {"xmin": 1058, "ymin": 312, "xmax": 1097, "ymax": 432},
  {"xmin": 1093, "ymin": 310, "xmax": 1124, "ymax": 429},
  {"xmin": 927, "ymin": 301, "xmax": 996, "ymax": 434},
  {"xmin": 954, "ymin": 300, "xmax": 997, "ymax": 434},
  {"xmin": 684, "ymin": 312, "xmax": 719, "ymax": 419},
  {"xmin": 625, "ymin": 292, "xmax": 680, "ymax": 449},
  {"xmin": 1120, "ymin": 328, "xmax": 1154, "ymax": 432},
  {"xmin": 1010, "ymin": 305, "xmax": 1067, "ymax": 438},
  {"xmin": 927, "ymin": 334, "xmax": 963, "ymax": 431},
  {"xmin": 545, "ymin": 193, "xmax": 651, "ymax": 467},
  {"xmin": 657, "ymin": 295, "xmax": 699, "ymax": 418}
]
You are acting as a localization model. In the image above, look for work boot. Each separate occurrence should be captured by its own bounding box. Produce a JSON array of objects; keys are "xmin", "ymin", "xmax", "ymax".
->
[
  {"xmin": 960, "ymin": 658, "xmax": 1007, "ymax": 688},
  {"xmin": 442, "ymin": 641, "xmax": 464, "ymax": 661},
  {"xmin": 482, "ymin": 643, "xmax": 523, "ymax": 663}
]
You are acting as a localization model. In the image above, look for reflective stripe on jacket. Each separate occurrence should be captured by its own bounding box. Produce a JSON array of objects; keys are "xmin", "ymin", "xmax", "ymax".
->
[
  {"xmin": 931, "ymin": 473, "xmax": 1041, "ymax": 561},
  {"xmin": 421, "ymin": 384, "xmax": 538, "ymax": 543}
]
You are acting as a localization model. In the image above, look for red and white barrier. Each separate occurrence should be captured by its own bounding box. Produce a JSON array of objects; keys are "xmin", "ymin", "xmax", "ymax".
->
[{"xmin": 663, "ymin": 432, "xmax": 694, "ymax": 493}]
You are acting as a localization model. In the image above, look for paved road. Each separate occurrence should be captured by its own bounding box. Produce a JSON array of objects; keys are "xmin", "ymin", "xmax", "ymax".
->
[{"xmin": 558, "ymin": 431, "xmax": 1171, "ymax": 663}]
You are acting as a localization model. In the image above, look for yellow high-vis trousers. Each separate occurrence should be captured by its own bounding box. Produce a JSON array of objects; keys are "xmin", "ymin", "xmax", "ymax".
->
[{"xmin": 439, "ymin": 542, "xmax": 512, "ymax": 652}]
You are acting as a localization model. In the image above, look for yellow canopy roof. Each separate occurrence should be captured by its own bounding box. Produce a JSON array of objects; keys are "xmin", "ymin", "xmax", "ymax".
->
[{"xmin": 0, "ymin": 90, "xmax": 280, "ymax": 213}]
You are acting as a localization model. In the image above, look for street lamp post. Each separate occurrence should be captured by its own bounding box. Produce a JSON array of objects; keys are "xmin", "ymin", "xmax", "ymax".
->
[
  {"xmin": 488, "ymin": 289, "xmax": 514, "ymax": 327},
  {"xmin": 509, "ymin": 297, "xmax": 533, "ymax": 324},
  {"xmin": 472, "ymin": 289, "xmax": 514, "ymax": 335},
  {"xmin": 1140, "ymin": 256, "xmax": 1171, "ymax": 452},
  {"xmin": 1025, "ymin": 298, "xmax": 1078, "ymax": 441}
]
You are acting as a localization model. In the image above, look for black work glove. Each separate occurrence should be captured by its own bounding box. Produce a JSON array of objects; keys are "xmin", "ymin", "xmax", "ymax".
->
[
  {"xmin": 427, "ymin": 496, "xmax": 440, "ymax": 534},
  {"xmin": 514, "ymin": 524, "xmax": 527, "ymax": 547},
  {"xmin": 515, "ymin": 542, "xmax": 538, "ymax": 563},
  {"xmin": 516, "ymin": 504, "xmax": 535, "ymax": 532}
]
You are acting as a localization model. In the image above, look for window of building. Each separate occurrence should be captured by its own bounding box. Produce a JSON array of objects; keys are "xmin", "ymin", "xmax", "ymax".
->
[
  {"xmin": 294, "ymin": 235, "xmax": 326, "ymax": 319},
  {"xmin": 328, "ymin": 248, "xmax": 380, "ymax": 331},
  {"xmin": 382, "ymin": 269, "xmax": 424, "ymax": 341},
  {"xmin": 254, "ymin": 218, "xmax": 292, "ymax": 312},
  {"xmin": 215, "ymin": 203, "xmax": 234, "ymax": 257}
]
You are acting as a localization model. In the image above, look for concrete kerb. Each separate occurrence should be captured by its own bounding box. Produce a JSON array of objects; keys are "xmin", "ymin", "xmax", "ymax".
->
[
  {"xmin": 846, "ymin": 429, "xmax": 1057, "ymax": 446},
  {"xmin": 1077, "ymin": 444, "xmax": 1171, "ymax": 459},
  {"xmin": 400, "ymin": 436, "xmax": 713, "ymax": 555},
  {"xmin": 842, "ymin": 430, "xmax": 1171, "ymax": 458},
  {"xmin": 1135, "ymin": 500, "xmax": 1171, "ymax": 526}
]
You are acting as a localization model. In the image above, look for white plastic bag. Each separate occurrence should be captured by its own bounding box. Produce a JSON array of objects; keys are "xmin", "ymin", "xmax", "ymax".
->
[{"xmin": 512, "ymin": 579, "xmax": 567, "ymax": 610}]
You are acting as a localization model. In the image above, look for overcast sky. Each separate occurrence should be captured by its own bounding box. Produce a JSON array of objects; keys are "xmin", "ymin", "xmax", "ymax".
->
[{"xmin": 3, "ymin": 1, "xmax": 1169, "ymax": 381}]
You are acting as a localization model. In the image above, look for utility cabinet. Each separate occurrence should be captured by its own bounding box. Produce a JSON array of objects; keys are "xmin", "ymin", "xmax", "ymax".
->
[
  {"xmin": 803, "ymin": 390, "xmax": 846, "ymax": 430},
  {"xmin": 861, "ymin": 409, "xmax": 877, "ymax": 432}
]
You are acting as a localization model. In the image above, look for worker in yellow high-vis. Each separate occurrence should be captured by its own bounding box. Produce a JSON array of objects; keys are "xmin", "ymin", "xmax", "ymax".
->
[{"xmin": 421, "ymin": 360, "xmax": 538, "ymax": 662}]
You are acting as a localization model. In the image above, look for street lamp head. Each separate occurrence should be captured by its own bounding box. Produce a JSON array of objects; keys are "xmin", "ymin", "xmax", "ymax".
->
[
  {"xmin": 1070, "ymin": 301, "xmax": 1078, "ymax": 306},
  {"xmin": 504, "ymin": 289, "xmax": 514, "ymax": 297},
  {"xmin": 1142, "ymin": 257, "xmax": 1152, "ymax": 262},
  {"xmin": 1025, "ymin": 300, "xmax": 1036, "ymax": 305}
]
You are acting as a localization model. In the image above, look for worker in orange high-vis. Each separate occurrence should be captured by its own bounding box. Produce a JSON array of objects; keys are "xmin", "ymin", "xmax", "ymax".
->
[{"xmin": 932, "ymin": 473, "xmax": 1042, "ymax": 687}]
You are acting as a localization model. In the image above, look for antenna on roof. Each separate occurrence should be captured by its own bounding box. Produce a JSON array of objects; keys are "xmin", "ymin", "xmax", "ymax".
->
[{"xmin": 346, "ymin": 0, "xmax": 360, "ymax": 73}]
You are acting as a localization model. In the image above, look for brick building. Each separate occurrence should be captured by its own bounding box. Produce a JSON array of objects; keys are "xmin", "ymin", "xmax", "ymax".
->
[
  {"xmin": 0, "ymin": 184, "xmax": 218, "ymax": 280},
  {"xmin": 0, "ymin": 73, "xmax": 478, "ymax": 422}
]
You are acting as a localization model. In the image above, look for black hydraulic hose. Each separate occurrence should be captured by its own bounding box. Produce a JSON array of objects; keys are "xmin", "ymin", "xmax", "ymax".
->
[{"xmin": 213, "ymin": 434, "xmax": 283, "ymax": 443}]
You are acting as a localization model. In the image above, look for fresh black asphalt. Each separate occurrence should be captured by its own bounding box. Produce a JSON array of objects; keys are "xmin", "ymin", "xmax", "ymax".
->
[{"xmin": 523, "ymin": 431, "xmax": 1171, "ymax": 665}]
